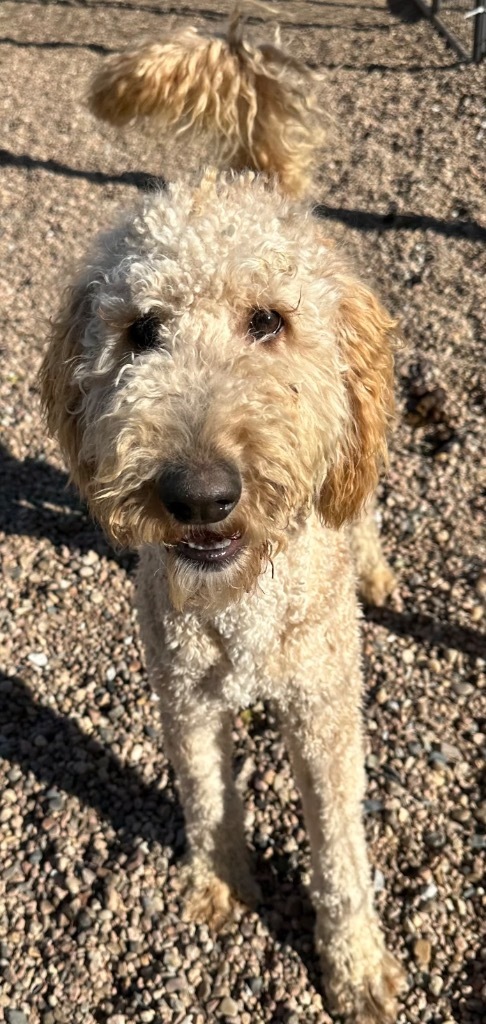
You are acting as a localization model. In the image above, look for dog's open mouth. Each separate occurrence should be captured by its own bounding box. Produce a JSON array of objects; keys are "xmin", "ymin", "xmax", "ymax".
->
[{"xmin": 170, "ymin": 530, "xmax": 245, "ymax": 569}]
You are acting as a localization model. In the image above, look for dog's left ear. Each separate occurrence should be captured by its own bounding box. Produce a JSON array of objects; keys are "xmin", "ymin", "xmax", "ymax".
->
[{"xmin": 319, "ymin": 281, "xmax": 396, "ymax": 528}]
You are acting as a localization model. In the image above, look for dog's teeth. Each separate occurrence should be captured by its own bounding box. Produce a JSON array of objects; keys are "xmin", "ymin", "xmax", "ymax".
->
[
  {"xmin": 184, "ymin": 540, "xmax": 234, "ymax": 548},
  {"xmin": 185, "ymin": 538, "xmax": 232, "ymax": 550}
]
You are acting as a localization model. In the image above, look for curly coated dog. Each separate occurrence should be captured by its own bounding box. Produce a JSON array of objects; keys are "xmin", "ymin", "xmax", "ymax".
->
[{"xmin": 40, "ymin": 12, "xmax": 405, "ymax": 1022}]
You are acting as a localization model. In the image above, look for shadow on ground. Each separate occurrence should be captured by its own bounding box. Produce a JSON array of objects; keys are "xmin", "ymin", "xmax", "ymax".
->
[
  {"xmin": 0, "ymin": 668, "xmax": 323, "ymax": 999},
  {"xmin": 0, "ymin": 443, "xmax": 135, "ymax": 569},
  {"xmin": 450, "ymin": 948, "xmax": 486, "ymax": 1023},
  {"xmin": 0, "ymin": 671, "xmax": 179, "ymax": 850},
  {"xmin": 365, "ymin": 603, "xmax": 485, "ymax": 660},
  {"xmin": 0, "ymin": 146, "xmax": 163, "ymax": 191},
  {"xmin": 314, "ymin": 203, "xmax": 486, "ymax": 242}
]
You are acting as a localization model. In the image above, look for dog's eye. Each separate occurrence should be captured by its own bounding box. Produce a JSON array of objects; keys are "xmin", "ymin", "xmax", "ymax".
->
[
  {"xmin": 127, "ymin": 314, "xmax": 161, "ymax": 352},
  {"xmin": 248, "ymin": 309, "xmax": 284, "ymax": 342}
]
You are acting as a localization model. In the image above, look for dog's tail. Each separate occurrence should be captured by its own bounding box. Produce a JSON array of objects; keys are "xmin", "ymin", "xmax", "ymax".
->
[{"xmin": 88, "ymin": 5, "xmax": 324, "ymax": 197}]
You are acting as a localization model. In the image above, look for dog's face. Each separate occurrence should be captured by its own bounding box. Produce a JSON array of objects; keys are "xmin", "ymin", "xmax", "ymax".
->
[{"xmin": 40, "ymin": 172, "xmax": 394, "ymax": 609}]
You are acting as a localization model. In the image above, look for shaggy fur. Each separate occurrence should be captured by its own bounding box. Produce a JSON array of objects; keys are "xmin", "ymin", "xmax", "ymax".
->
[
  {"xmin": 40, "ymin": 168, "xmax": 405, "ymax": 1021},
  {"xmin": 40, "ymin": 12, "xmax": 406, "ymax": 1016},
  {"xmin": 88, "ymin": 9, "xmax": 324, "ymax": 197}
]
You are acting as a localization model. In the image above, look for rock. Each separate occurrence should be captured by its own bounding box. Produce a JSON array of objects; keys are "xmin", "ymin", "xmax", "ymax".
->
[
  {"xmin": 76, "ymin": 910, "xmax": 92, "ymax": 931},
  {"xmin": 452, "ymin": 681, "xmax": 474, "ymax": 697},
  {"xmin": 196, "ymin": 978, "xmax": 211, "ymax": 1001},
  {"xmin": 364, "ymin": 799, "xmax": 384, "ymax": 815},
  {"xmin": 27, "ymin": 651, "xmax": 48, "ymax": 668},
  {"xmin": 440, "ymin": 741, "xmax": 462, "ymax": 763},
  {"xmin": 428, "ymin": 658, "xmax": 441, "ymax": 673},
  {"xmin": 218, "ymin": 996, "xmax": 239, "ymax": 1017},
  {"xmin": 165, "ymin": 976, "xmax": 188, "ymax": 994},
  {"xmin": 450, "ymin": 807, "xmax": 470, "ymax": 823},
  {"xmin": 424, "ymin": 830, "xmax": 446, "ymax": 849},
  {"xmin": 373, "ymin": 868, "xmax": 386, "ymax": 893},
  {"xmin": 429, "ymin": 975, "xmax": 444, "ymax": 997},
  {"xmin": 420, "ymin": 883, "xmax": 438, "ymax": 902},
  {"xmin": 413, "ymin": 939, "xmax": 432, "ymax": 967}
]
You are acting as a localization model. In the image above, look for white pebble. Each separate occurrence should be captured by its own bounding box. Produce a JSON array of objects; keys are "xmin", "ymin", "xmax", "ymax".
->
[{"xmin": 28, "ymin": 651, "xmax": 48, "ymax": 668}]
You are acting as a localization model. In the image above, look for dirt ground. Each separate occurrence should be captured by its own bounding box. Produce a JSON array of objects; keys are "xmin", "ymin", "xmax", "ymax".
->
[{"xmin": 0, "ymin": 2, "xmax": 485, "ymax": 1023}]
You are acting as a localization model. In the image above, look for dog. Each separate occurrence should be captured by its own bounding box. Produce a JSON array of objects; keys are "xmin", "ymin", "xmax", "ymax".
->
[{"xmin": 40, "ymin": 11, "xmax": 405, "ymax": 1022}]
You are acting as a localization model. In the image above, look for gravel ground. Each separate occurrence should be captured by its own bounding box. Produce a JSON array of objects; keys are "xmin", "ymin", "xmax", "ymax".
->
[{"xmin": 1, "ymin": 1, "xmax": 485, "ymax": 1022}]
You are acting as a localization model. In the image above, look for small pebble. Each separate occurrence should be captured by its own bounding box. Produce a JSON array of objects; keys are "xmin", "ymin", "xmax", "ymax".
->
[
  {"xmin": 429, "ymin": 975, "xmax": 444, "ymax": 997},
  {"xmin": 414, "ymin": 939, "xmax": 432, "ymax": 967},
  {"xmin": 218, "ymin": 996, "xmax": 239, "ymax": 1017},
  {"xmin": 27, "ymin": 652, "xmax": 48, "ymax": 668}
]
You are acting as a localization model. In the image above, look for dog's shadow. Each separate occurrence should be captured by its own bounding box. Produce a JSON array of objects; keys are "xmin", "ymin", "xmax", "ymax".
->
[
  {"xmin": 255, "ymin": 853, "xmax": 322, "ymax": 998},
  {"xmin": 1, "ymin": 671, "xmax": 324, "ymax": 1005},
  {"xmin": 0, "ymin": 442, "xmax": 135, "ymax": 570},
  {"xmin": 450, "ymin": 942, "xmax": 486, "ymax": 1024},
  {"xmin": 0, "ymin": 671, "xmax": 180, "ymax": 854}
]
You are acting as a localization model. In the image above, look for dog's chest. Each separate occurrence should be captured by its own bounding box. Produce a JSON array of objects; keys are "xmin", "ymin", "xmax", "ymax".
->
[
  {"xmin": 210, "ymin": 554, "xmax": 314, "ymax": 705},
  {"xmin": 211, "ymin": 589, "xmax": 281, "ymax": 704}
]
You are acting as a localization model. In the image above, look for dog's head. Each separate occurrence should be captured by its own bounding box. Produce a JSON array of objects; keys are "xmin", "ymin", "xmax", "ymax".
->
[{"xmin": 40, "ymin": 172, "xmax": 395, "ymax": 610}]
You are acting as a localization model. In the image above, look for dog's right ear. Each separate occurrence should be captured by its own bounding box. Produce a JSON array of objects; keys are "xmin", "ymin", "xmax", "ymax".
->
[{"xmin": 39, "ymin": 276, "xmax": 92, "ymax": 495}]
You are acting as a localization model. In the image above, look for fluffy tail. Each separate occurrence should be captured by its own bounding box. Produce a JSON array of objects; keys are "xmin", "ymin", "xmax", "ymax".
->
[{"xmin": 88, "ymin": 6, "xmax": 324, "ymax": 197}]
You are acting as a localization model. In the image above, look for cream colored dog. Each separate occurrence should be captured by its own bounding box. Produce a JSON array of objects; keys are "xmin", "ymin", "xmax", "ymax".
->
[{"xmin": 40, "ymin": 13, "xmax": 404, "ymax": 1023}]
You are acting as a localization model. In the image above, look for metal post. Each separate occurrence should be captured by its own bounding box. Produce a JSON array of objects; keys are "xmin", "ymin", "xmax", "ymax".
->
[
  {"xmin": 472, "ymin": 6, "xmax": 486, "ymax": 61},
  {"xmin": 411, "ymin": 0, "xmax": 471, "ymax": 61}
]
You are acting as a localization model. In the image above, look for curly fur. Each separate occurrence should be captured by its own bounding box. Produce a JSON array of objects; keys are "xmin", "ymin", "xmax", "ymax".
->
[
  {"xmin": 88, "ymin": 10, "xmax": 324, "ymax": 197},
  {"xmin": 40, "ymin": 174, "xmax": 395, "ymax": 593},
  {"xmin": 41, "ymin": 29, "xmax": 406, "ymax": 1015},
  {"xmin": 39, "ymin": 170, "xmax": 404, "ymax": 1019}
]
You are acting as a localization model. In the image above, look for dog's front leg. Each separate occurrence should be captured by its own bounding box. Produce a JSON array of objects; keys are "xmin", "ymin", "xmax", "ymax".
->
[
  {"xmin": 280, "ymin": 674, "xmax": 405, "ymax": 1023},
  {"xmin": 159, "ymin": 702, "xmax": 259, "ymax": 928}
]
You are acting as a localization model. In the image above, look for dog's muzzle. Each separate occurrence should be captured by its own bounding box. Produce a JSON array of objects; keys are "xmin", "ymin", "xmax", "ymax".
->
[{"xmin": 157, "ymin": 459, "xmax": 245, "ymax": 570}]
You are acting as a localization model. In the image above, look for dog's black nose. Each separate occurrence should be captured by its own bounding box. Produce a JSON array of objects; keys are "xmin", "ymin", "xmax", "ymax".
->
[{"xmin": 157, "ymin": 461, "xmax": 242, "ymax": 524}]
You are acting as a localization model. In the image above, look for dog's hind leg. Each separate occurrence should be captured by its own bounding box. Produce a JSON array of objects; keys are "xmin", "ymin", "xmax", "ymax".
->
[{"xmin": 351, "ymin": 503, "xmax": 396, "ymax": 607}]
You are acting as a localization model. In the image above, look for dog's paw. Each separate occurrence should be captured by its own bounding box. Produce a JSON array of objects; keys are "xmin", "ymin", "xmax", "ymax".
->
[
  {"xmin": 180, "ymin": 864, "xmax": 259, "ymax": 931},
  {"xmin": 183, "ymin": 874, "xmax": 240, "ymax": 930},
  {"xmin": 326, "ymin": 950, "xmax": 406, "ymax": 1023},
  {"xmin": 359, "ymin": 561, "xmax": 397, "ymax": 607},
  {"xmin": 319, "ymin": 921, "xmax": 407, "ymax": 1024},
  {"xmin": 353, "ymin": 951, "xmax": 406, "ymax": 1024}
]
